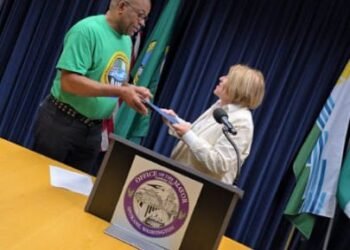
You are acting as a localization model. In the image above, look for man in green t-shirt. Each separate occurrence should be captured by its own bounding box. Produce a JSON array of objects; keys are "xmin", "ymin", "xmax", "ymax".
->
[{"xmin": 33, "ymin": 0, "xmax": 152, "ymax": 173}]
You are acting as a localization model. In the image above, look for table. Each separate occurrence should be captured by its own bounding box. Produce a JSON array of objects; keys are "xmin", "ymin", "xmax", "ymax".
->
[{"xmin": 0, "ymin": 138, "xmax": 250, "ymax": 250}]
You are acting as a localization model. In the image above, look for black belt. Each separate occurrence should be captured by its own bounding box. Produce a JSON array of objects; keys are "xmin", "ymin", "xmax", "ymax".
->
[{"xmin": 48, "ymin": 95, "xmax": 102, "ymax": 127}]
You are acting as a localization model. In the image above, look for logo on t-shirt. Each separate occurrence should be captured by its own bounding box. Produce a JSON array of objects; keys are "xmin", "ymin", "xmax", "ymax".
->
[
  {"xmin": 101, "ymin": 52, "xmax": 129, "ymax": 86},
  {"xmin": 124, "ymin": 169, "xmax": 189, "ymax": 238}
]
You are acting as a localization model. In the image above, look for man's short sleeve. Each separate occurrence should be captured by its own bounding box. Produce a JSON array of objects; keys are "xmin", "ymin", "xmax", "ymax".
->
[{"xmin": 56, "ymin": 26, "xmax": 93, "ymax": 75}]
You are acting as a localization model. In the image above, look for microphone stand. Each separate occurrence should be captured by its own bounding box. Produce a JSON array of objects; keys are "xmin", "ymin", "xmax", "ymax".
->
[{"xmin": 222, "ymin": 126, "xmax": 241, "ymax": 186}]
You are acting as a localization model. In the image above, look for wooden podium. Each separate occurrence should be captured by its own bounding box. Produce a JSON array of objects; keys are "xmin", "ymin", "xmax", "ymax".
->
[{"xmin": 86, "ymin": 135, "xmax": 243, "ymax": 250}]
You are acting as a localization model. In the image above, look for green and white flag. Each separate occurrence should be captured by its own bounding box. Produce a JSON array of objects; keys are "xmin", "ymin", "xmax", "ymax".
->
[
  {"xmin": 114, "ymin": 0, "xmax": 181, "ymax": 143},
  {"xmin": 337, "ymin": 147, "xmax": 350, "ymax": 218},
  {"xmin": 284, "ymin": 60, "xmax": 350, "ymax": 238}
]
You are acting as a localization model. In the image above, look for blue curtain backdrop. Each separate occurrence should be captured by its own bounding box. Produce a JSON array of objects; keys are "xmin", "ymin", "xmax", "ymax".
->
[{"xmin": 1, "ymin": 0, "xmax": 350, "ymax": 249}]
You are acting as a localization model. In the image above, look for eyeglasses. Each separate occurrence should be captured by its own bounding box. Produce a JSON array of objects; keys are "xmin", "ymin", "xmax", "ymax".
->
[{"xmin": 125, "ymin": 1, "xmax": 148, "ymax": 22}]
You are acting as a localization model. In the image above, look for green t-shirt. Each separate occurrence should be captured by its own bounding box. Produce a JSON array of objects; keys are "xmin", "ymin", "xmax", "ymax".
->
[{"xmin": 51, "ymin": 15, "xmax": 132, "ymax": 119}]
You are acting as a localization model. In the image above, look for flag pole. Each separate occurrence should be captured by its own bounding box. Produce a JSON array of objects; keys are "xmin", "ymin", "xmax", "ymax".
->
[
  {"xmin": 322, "ymin": 218, "xmax": 334, "ymax": 250},
  {"xmin": 284, "ymin": 225, "xmax": 295, "ymax": 250}
]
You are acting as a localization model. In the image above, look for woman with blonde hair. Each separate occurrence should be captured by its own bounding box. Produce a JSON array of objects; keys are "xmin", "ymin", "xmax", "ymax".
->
[{"xmin": 163, "ymin": 64, "xmax": 265, "ymax": 184}]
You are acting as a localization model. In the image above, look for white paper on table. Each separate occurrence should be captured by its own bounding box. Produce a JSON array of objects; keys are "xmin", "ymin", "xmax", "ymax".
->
[{"xmin": 49, "ymin": 165, "xmax": 93, "ymax": 196}]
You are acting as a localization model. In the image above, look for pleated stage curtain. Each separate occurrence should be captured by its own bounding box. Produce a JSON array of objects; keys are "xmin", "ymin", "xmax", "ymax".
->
[{"xmin": 1, "ymin": 0, "xmax": 350, "ymax": 249}]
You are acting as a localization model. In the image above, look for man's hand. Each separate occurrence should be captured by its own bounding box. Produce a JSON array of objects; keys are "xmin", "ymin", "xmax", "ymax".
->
[
  {"xmin": 133, "ymin": 85, "xmax": 152, "ymax": 101},
  {"xmin": 120, "ymin": 84, "xmax": 151, "ymax": 115}
]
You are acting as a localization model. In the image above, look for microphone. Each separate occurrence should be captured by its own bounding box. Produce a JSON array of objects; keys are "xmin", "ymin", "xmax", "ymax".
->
[
  {"xmin": 213, "ymin": 108, "xmax": 237, "ymax": 135},
  {"xmin": 213, "ymin": 107, "xmax": 241, "ymax": 185}
]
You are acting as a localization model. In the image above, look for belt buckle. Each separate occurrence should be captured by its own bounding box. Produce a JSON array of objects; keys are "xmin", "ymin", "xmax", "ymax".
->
[
  {"xmin": 82, "ymin": 117, "xmax": 94, "ymax": 127},
  {"xmin": 67, "ymin": 109, "xmax": 77, "ymax": 118}
]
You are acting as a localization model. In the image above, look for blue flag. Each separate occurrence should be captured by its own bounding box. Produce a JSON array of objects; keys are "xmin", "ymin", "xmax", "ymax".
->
[{"xmin": 284, "ymin": 60, "xmax": 350, "ymax": 238}]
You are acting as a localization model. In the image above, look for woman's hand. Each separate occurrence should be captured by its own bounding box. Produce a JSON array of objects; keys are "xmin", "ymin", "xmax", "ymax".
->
[
  {"xmin": 161, "ymin": 109, "xmax": 178, "ymax": 124},
  {"xmin": 161, "ymin": 109, "xmax": 191, "ymax": 136},
  {"xmin": 161, "ymin": 109, "xmax": 177, "ymax": 117},
  {"xmin": 171, "ymin": 122, "xmax": 192, "ymax": 136}
]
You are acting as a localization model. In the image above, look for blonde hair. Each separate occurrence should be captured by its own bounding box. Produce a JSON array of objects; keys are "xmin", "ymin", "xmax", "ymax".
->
[{"xmin": 224, "ymin": 64, "xmax": 265, "ymax": 109}]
